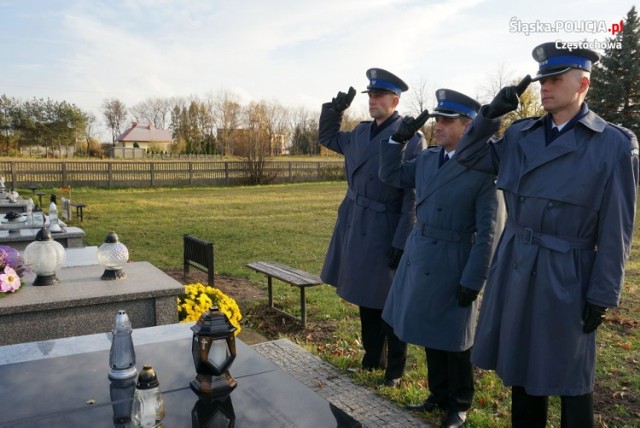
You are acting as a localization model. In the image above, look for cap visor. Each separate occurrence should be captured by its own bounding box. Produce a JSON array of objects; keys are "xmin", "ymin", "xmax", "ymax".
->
[
  {"xmin": 531, "ymin": 67, "xmax": 572, "ymax": 82},
  {"xmin": 431, "ymin": 111, "xmax": 462, "ymax": 118}
]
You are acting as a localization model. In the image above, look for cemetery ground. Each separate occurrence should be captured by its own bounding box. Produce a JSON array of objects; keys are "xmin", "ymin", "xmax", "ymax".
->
[{"xmin": 40, "ymin": 183, "xmax": 640, "ymax": 427}]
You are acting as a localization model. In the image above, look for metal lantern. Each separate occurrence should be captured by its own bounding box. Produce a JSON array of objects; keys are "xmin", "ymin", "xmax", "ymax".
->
[
  {"xmin": 110, "ymin": 378, "xmax": 136, "ymax": 427},
  {"xmin": 191, "ymin": 395, "xmax": 236, "ymax": 428},
  {"xmin": 97, "ymin": 231, "xmax": 129, "ymax": 280},
  {"xmin": 131, "ymin": 364, "xmax": 165, "ymax": 427},
  {"xmin": 108, "ymin": 310, "xmax": 137, "ymax": 380},
  {"xmin": 23, "ymin": 227, "xmax": 66, "ymax": 286},
  {"xmin": 190, "ymin": 306, "xmax": 238, "ymax": 398}
]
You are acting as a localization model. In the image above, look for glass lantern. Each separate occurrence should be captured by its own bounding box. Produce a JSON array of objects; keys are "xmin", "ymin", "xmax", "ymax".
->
[
  {"xmin": 23, "ymin": 227, "xmax": 66, "ymax": 286},
  {"xmin": 190, "ymin": 306, "xmax": 238, "ymax": 398},
  {"xmin": 97, "ymin": 231, "xmax": 129, "ymax": 280},
  {"xmin": 131, "ymin": 364, "xmax": 165, "ymax": 427}
]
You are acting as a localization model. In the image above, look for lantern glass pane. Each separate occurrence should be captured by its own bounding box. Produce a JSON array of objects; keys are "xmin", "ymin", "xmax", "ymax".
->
[{"xmin": 207, "ymin": 339, "xmax": 229, "ymax": 371}]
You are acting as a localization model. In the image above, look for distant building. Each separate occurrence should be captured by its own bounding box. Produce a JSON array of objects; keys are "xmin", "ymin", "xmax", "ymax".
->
[{"xmin": 115, "ymin": 122, "xmax": 173, "ymax": 153}]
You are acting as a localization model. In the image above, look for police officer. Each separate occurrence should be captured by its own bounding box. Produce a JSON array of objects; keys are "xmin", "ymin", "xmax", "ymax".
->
[
  {"xmin": 455, "ymin": 42, "xmax": 639, "ymax": 427},
  {"xmin": 379, "ymin": 89, "xmax": 500, "ymax": 428},
  {"xmin": 319, "ymin": 68, "xmax": 426, "ymax": 386}
]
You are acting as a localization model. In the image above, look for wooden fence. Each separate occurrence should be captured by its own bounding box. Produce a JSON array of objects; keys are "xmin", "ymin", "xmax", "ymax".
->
[{"xmin": 0, "ymin": 160, "xmax": 345, "ymax": 188}]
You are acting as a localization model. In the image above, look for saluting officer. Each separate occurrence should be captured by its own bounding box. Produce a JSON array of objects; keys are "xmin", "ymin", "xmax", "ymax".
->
[
  {"xmin": 379, "ymin": 89, "xmax": 501, "ymax": 428},
  {"xmin": 319, "ymin": 68, "xmax": 426, "ymax": 387},
  {"xmin": 455, "ymin": 42, "xmax": 639, "ymax": 427}
]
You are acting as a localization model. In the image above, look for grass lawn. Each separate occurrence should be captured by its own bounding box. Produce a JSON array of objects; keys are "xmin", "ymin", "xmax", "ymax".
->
[{"xmin": 30, "ymin": 182, "xmax": 640, "ymax": 427}]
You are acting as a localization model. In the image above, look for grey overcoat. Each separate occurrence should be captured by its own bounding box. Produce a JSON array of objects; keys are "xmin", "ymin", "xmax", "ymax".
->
[
  {"xmin": 319, "ymin": 103, "xmax": 425, "ymax": 309},
  {"xmin": 380, "ymin": 142, "xmax": 500, "ymax": 351},
  {"xmin": 456, "ymin": 106, "xmax": 639, "ymax": 395}
]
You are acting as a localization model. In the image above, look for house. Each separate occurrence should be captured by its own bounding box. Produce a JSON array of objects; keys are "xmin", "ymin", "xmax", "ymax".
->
[{"xmin": 115, "ymin": 122, "xmax": 173, "ymax": 153}]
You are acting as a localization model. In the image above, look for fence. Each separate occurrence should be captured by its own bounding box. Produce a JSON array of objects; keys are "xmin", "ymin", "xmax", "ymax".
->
[{"xmin": 0, "ymin": 160, "xmax": 345, "ymax": 189}]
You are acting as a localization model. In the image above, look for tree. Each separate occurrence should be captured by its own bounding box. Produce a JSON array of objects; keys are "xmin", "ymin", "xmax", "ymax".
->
[
  {"xmin": 289, "ymin": 107, "xmax": 319, "ymax": 155},
  {"xmin": 213, "ymin": 90, "xmax": 242, "ymax": 156},
  {"xmin": 102, "ymin": 98, "xmax": 129, "ymax": 144},
  {"xmin": 588, "ymin": 6, "xmax": 640, "ymax": 136},
  {"xmin": 0, "ymin": 95, "xmax": 19, "ymax": 155},
  {"xmin": 131, "ymin": 97, "xmax": 173, "ymax": 129}
]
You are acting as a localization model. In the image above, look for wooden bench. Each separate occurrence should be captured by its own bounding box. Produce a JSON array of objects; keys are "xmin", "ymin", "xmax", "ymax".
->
[
  {"xmin": 246, "ymin": 261, "xmax": 323, "ymax": 326},
  {"xmin": 70, "ymin": 202, "xmax": 87, "ymax": 221},
  {"xmin": 184, "ymin": 234, "xmax": 214, "ymax": 286},
  {"xmin": 59, "ymin": 186, "xmax": 87, "ymax": 222}
]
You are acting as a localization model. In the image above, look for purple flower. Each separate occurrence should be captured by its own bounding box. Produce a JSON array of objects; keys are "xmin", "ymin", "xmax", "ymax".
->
[
  {"xmin": 0, "ymin": 266, "xmax": 20, "ymax": 292},
  {"xmin": 0, "ymin": 245, "xmax": 28, "ymax": 279}
]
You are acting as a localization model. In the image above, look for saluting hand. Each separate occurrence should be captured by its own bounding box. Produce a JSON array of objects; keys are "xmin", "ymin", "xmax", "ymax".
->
[
  {"xmin": 331, "ymin": 87, "xmax": 357, "ymax": 112},
  {"xmin": 391, "ymin": 109, "xmax": 430, "ymax": 144},
  {"xmin": 483, "ymin": 74, "xmax": 532, "ymax": 119}
]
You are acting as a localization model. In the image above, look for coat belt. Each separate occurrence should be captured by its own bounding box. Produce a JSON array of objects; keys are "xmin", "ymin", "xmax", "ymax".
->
[
  {"xmin": 417, "ymin": 223, "xmax": 476, "ymax": 244},
  {"xmin": 346, "ymin": 189, "xmax": 399, "ymax": 213},
  {"xmin": 506, "ymin": 219, "xmax": 596, "ymax": 253}
]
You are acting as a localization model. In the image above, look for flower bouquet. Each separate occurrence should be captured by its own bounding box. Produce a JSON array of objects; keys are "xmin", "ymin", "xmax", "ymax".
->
[
  {"xmin": 0, "ymin": 246, "xmax": 28, "ymax": 295},
  {"xmin": 177, "ymin": 283, "xmax": 242, "ymax": 335}
]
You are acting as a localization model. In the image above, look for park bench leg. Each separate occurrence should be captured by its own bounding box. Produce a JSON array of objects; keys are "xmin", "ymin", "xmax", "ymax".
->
[
  {"xmin": 268, "ymin": 276, "xmax": 273, "ymax": 308},
  {"xmin": 301, "ymin": 287, "xmax": 306, "ymax": 325}
]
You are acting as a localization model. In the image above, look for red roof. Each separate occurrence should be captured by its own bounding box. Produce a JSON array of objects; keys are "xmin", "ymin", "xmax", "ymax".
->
[{"xmin": 117, "ymin": 122, "xmax": 173, "ymax": 143}]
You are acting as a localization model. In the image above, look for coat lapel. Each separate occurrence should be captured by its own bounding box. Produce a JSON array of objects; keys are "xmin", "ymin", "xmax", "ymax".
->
[
  {"xmin": 518, "ymin": 110, "xmax": 606, "ymax": 177},
  {"xmin": 418, "ymin": 149, "xmax": 467, "ymax": 203},
  {"xmin": 352, "ymin": 116, "xmax": 401, "ymax": 175}
]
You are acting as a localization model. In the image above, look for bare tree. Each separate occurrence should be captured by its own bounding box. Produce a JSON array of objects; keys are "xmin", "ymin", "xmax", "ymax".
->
[
  {"xmin": 101, "ymin": 98, "xmax": 129, "ymax": 144},
  {"xmin": 131, "ymin": 97, "xmax": 173, "ymax": 129},
  {"xmin": 213, "ymin": 90, "xmax": 242, "ymax": 156},
  {"xmin": 407, "ymin": 76, "xmax": 434, "ymax": 116}
]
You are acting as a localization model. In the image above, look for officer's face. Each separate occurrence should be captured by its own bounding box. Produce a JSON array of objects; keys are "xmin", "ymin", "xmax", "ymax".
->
[
  {"xmin": 434, "ymin": 116, "xmax": 470, "ymax": 151},
  {"xmin": 539, "ymin": 70, "xmax": 589, "ymax": 115},
  {"xmin": 368, "ymin": 92, "xmax": 399, "ymax": 123}
]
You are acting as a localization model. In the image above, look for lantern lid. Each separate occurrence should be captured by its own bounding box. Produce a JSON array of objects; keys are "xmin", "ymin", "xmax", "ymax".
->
[
  {"xmin": 136, "ymin": 364, "xmax": 159, "ymax": 389},
  {"xmin": 191, "ymin": 306, "xmax": 237, "ymax": 338},
  {"xmin": 104, "ymin": 231, "xmax": 120, "ymax": 244},
  {"xmin": 35, "ymin": 227, "xmax": 53, "ymax": 241}
]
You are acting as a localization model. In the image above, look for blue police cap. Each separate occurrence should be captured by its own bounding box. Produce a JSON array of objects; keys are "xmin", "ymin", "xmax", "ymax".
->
[
  {"xmin": 531, "ymin": 42, "xmax": 600, "ymax": 82},
  {"xmin": 432, "ymin": 89, "xmax": 481, "ymax": 119},
  {"xmin": 362, "ymin": 68, "xmax": 409, "ymax": 96}
]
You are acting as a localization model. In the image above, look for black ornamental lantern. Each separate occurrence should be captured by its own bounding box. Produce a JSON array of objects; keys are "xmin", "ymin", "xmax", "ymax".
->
[{"xmin": 190, "ymin": 306, "xmax": 237, "ymax": 398}]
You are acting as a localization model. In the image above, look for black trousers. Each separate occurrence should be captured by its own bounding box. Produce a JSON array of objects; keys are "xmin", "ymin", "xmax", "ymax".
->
[
  {"xmin": 511, "ymin": 386, "xmax": 594, "ymax": 428},
  {"xmin": 359, "ymin": 306, "xmax": 407, "ymax": 379},
  {"xmin": 424, "ymin": 347, "xmax": 474, "ymax": 412}
]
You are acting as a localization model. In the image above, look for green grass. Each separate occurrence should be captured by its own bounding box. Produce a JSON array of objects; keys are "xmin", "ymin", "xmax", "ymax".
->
[{"xmin": 24, "ymin": 182, "xmax": 640, "ymax": 427}]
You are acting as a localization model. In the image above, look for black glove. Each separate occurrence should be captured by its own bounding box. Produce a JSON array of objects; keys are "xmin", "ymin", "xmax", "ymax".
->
[
  {"xmin": 387, "ymin": 247, "xmax": 404, "ymax": 269},
  {"xmin": 331, "ymin": 86, "xmax": 357, "ymax": 112},
  {"xmin": 391, "ymin": 110, "xmax": 430, "ymax": 144},
  {"xmin": 457, "ymin": 285, "xmax": 479, "ymax": 307},
  {"xmin": 582, "ymin": 302, "xmax": 608, "ymax": 333},
  {"xmin": 483, "ymin": 74, "xmax": 532, "ymax": 119}
]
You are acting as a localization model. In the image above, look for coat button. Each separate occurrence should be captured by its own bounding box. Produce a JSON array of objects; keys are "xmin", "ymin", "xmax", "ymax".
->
[
  {"xmin": 519, "ymin": 196, "xmax": 525, "ymax": 202},
  {"xmin": 513, "ymin": 263, "xmax": 518, "ymax": 269}
]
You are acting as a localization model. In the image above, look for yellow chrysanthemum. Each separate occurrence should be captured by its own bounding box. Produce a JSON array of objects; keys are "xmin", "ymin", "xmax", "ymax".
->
[{"xmin": 177, "ymin": 283, "xmax": 242, "ymax": 335}]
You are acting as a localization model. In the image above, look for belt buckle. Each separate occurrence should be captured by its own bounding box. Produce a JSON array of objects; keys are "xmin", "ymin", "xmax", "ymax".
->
[{"xmin": 523, "ymin": 227, "xmax": 534, "ymax": 245}]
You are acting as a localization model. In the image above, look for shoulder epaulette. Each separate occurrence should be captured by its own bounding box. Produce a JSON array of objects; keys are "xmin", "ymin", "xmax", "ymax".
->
[
  {"xmin": 608, "ymin": 122, "xmax": 637, "ymax": 142},
  {"xmin": 511, "ymin": 116, "xmax": 541, "ymax": 125}
]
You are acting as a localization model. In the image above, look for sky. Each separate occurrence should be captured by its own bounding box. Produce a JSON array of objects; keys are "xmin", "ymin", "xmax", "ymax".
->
[{"xmin": 0, "ymin": 0, "xmax": 635, "ymax": 141}]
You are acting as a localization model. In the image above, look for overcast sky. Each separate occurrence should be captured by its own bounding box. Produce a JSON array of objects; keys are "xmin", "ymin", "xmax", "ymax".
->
[{"xmin": 0, "ymin": 0, "xmax": 634, "ymax": 140}]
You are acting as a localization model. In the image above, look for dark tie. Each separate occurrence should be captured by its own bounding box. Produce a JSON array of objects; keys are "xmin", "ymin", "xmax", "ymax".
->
[
  {"xmin": 547, "ymin": 127, "xmax": 560, "ymax": 145},
  {"xmin": 441, "ymin": 153, "xmax": 449, "ymax": 167}
]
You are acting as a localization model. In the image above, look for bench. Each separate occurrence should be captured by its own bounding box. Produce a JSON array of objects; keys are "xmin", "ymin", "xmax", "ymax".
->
[
  {"xmin": 70, "ymin": 202, "xmax": 87, "ymax": 221},
  {"xmin": 58, "ymin": 186, "xmax": 87, "ymax": 222},
  {"xmin": 183, "ymin": 234, "xmax": 215, "ymax": 286},
  {"xmin": 246, "ymin": 261, "xmax": 323, "ymax": 326}
]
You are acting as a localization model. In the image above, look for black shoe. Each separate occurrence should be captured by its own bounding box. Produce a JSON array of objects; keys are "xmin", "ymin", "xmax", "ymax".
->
[
  {"xmin": 405, "ymin": 398, "xmax": 448, "ymax": 412},
  {"xmin": 441, "ymin": 411, "xmax": 467, "ymax": 428},
  {"xmin": 380, "ymin": 377, "xmax": 401, "ymax": 388}
]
